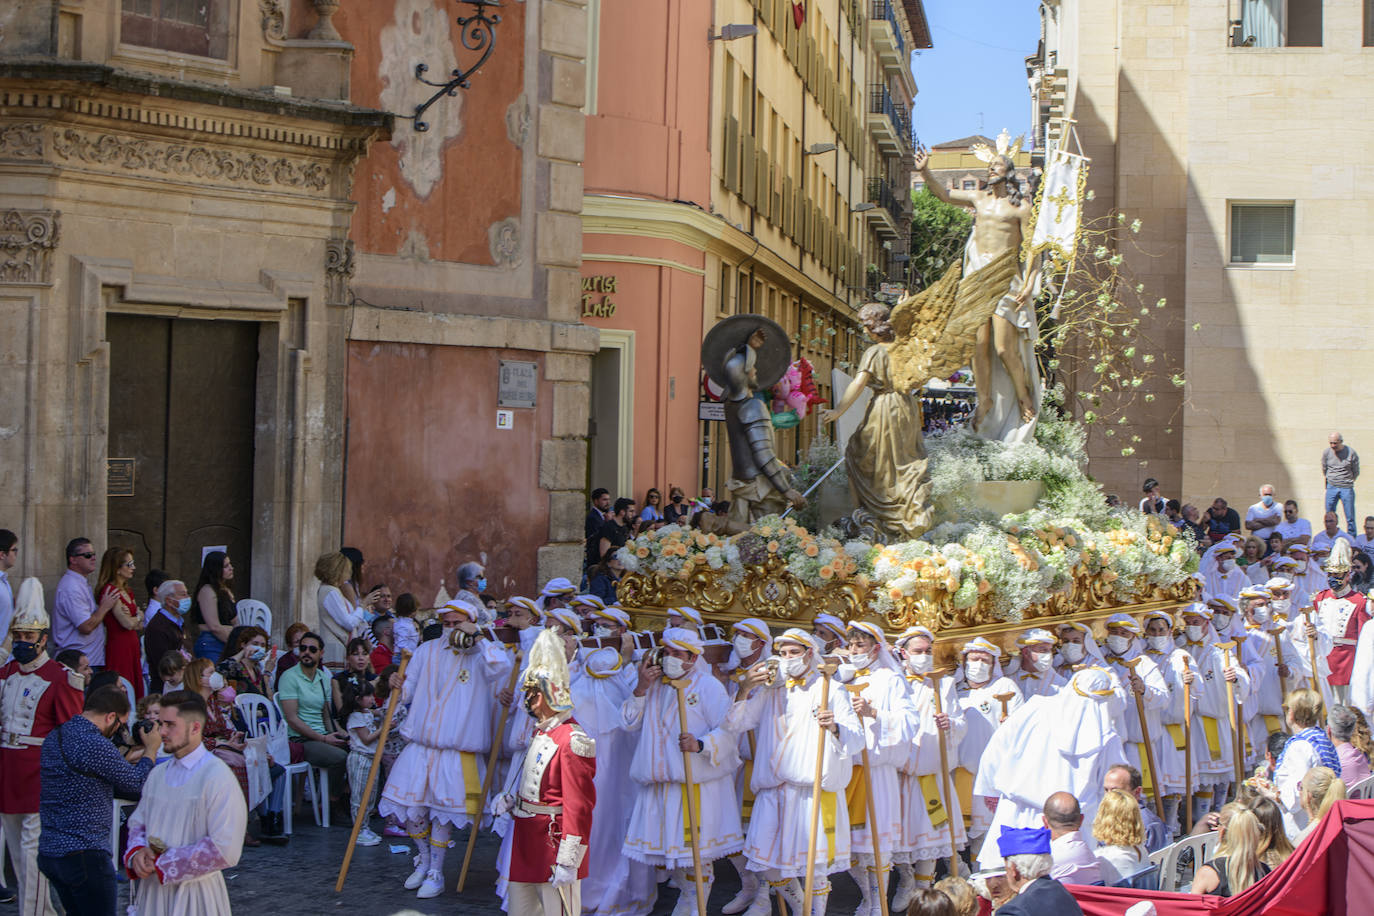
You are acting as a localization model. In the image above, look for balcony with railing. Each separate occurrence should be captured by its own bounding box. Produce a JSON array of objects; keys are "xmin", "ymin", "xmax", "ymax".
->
[
  {"xmin": 865, "ymin": 176, "xmax": 905, "ymax": 237},
  {"xmin": 869, "ymin": 0, "xmax": 906, "ymax": 67},
  {"xmin": 867, "ymin": 83, "xmax": 911, "ymax": 154}
]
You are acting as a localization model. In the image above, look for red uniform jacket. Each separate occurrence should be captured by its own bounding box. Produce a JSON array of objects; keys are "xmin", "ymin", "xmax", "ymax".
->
[
  {"xmin": 0, "ymin": 655, "xmax": 84, "ymax": 813},
  {"xmin": 1314, "ymin": 588, "xmax": 1371, "ymax": 686},
  {"xmin": 509, "ymin": 713, "xmax": 596, "ymax": 884}
]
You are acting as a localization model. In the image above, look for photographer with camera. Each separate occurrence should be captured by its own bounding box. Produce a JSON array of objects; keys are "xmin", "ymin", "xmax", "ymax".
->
[{"xmin": 38, "ymin": 684, "xmax": 159, "ymax": 915}]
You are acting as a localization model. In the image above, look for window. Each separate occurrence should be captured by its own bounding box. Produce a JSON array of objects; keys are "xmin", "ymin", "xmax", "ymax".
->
[
  {"xmin": 961, "ymin": 180, "xmax": 976, "ymax": 190},
  {"xmin": 1230, "ymin": 203, "xmax": 1294, "ymax": 265},
  {"xmin": 1366, "ymin": 0, "xmax": 1374, "ymax": 45},
  {"xmin": 1234, "ymin": 0, "xmax": 1322, "ymax": 47},
  {"xmin": 122, "ymin": 0, "xmax": 231, "ymax": 59}
]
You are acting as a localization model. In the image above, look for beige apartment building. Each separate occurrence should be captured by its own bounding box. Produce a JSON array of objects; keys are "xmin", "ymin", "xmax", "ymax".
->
[{"xmin": 1028, "ymin": 0, "xmax": 1371, "ymax": 515}]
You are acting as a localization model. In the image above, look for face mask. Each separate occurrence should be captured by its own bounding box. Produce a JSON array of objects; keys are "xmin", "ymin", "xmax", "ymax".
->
[
  {"xmin": 1221, "ymin": 559, "xmax": 1237, "ymax": 572},
  {"xmin": 1329, "ymin": 575, "xmax": 1348, "ymax": 591},
  {"xmin": 476, "ymin": 578, "xmax": 487, "ymax": 592},
  {"xmin": 661, "ymin": 656, "xmax": 687, "ymax": 679},
  {"xmin": 1262, "ymin": 495, "xmax": 1274, "ymax": 507},
  {"xmin": 1061, "ymin": 643, "xmax": 1085, "ymax": 663},
  {"xmin": 1212, "ymin": 613, "xmax": 1233, "ymax": 631},
  {"xmin": 1251, "ymin": 607, "xmax": 1271, "ymax": 624},
  {"xmin": 1105, "ymin": 635, "xmax": 1131, "ymax": 656},
  {"xmin": 1185, "ymin": 625, "xmax": 1204, "ymax": 641},
  {"xmin": 248, "ymin": 646, "xmax": 268, "ymax": 663},
  {"xmin": 1147, "ymin": 635, "xmax": 1174, "ymax": 654},
  {"xmin": 11, "ymin": 641, "xmax": 39, "ymax": 665},
  {"xmin": 905, "ymin": 652, "xmax": 933, "ymax": 675},
  {"xmin": 176, "ymin": 597, "xmax": 192, "ymax": 614},
  {"xmin": 849, "ymin": 651, "xmax": 875, "ymax": 670},
  {"xmin": 732, "ymin": 636, "xmax": 758, "ymax": 658},
  {"xmin": 592, "ymin": 624, "xmax": 615, "ymax": 639},
  {"xmin": 1271, "ymin": 596, "xmax": 1291, "ymax": 613},
  {"xmin": 965, "ymin": 660, "xmax": 992, "ymax": 683},
  {"xmin": 207, "ymin": 672, "xmax": 226, "ymax": 691},
  {"xmin": 219, "ymin": 685, "xmax": 237, "ymax": 704},
  {"xmin": 783, "ymin": 655, "xmax": 809, "ymax": 678}
]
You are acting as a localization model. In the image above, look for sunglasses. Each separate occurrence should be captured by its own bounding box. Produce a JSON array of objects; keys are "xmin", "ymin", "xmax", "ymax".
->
[
  {"xmin": 298, "ymin": 645, "xmax": 322, "ymax": 654},
  {"xmin": 75, "ymin": 552, "xmax": 95, "ymax": 560}
]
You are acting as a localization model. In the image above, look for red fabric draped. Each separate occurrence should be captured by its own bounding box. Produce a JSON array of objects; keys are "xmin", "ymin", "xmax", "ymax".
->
[{"xmin": 1068, "ymin": 799, "xmax": 1374, "ymax": 915}]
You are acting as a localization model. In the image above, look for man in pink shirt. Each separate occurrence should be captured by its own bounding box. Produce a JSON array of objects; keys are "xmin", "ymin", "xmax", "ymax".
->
[{"xmin": 1043, "ymin": 792, "xmax": 1104, "ymax": 885}]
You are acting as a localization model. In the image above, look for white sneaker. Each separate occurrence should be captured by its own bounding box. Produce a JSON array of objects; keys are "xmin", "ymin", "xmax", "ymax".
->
[
  {"xmin": 416, "ymin": 869, "xmax": 445, "ymax": 898},
  {"xmin": 404, "ymin": 858, "xmax": 429, "ymax": 890},
  {"xmin": 355, "ymin": 828, "xmax": 382, "ymax": 847}
]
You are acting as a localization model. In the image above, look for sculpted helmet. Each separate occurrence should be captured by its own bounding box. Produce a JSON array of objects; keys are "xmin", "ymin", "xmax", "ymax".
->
[
  {"xmin": 522, "ymin": 627, "xmax": 573, "ymax": 713},
  {"xmin": 10, "ymin": 578, "xmax": 49, "ymax": 633},
  {"xmin": 1325, "ymin": 538, "xmax": 1354, "ymax": 575}
]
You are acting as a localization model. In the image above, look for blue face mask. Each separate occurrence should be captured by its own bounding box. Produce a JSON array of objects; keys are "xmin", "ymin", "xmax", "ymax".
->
[
  {"xmin": 1262, "ymin": 495, "xmax": 1274, "ymax": 507},
  {"xmin": 476, "ymin": 577, "xmax": 487, "ymax": 592},
  {"xmin": 176, "ymin": 597, "xmax": 192, "ymax": 614}
]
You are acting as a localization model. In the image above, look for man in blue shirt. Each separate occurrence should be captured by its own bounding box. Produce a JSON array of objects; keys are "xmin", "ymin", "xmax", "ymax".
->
[
  {"xmin": 37, "ymin": 685, "xmax": 160, "ymax": 916},
  {"xmin": 0, "ymin": 529, "xmax": 16, "ymax": 638}
]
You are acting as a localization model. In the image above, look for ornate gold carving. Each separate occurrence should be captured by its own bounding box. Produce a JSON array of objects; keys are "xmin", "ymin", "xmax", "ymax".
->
[
  {"xmin": 0, "ymin": 123, "xmax": 43, "ymax": 159},
  {"xmin": 50, "ymin": 129, "xmax": 330, "ymax": 192},
  {"xmin": 0, "ymin": 209, "xmax": 60, "ymax": 284},
  {"xmin": 325, "ymin": 238, "xmax": 355, "ymax": 304},
  {"xmin": 259, "ymin": 0, "xmax": 287, "ymax": 40}
]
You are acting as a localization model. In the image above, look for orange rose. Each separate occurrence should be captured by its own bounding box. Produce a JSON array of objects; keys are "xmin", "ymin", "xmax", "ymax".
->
[
  {"xmin": 768, "ymin": 541, "xmax": 780, "ymax": 553},
  {"xmin": 819, "ymin": 566, "xmax": 834, "ymax": 579},
  {"xmin": 889, "ymin": 587, "xmax": 904, "ymax": 601},
  {"xmin": 636, "ymin": 547, "xmax": 650, "ymax": 558},
  {"xmin": 805, "ymin": 544, "xmax": 820, "ymax": 558},
  {"xmin": 977, "ymin": 579, "xmax": 992, "ymax": 594}
]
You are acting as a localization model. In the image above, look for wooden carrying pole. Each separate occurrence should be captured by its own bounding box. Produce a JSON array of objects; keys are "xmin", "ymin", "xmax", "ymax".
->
[
  {"xmin": 992, "ymin": 691, "xmax": 1015, "ymax": 723},
  {"xmin": 931, "ymin": 672, "xmax": 960, "ymax": 879},
  {"xmin": 336, "ymin": 649, "xmax": 412, "ymax": 892},
  {"xmin": 844, "ymin": 683, "xmax": 889, "ymax": 916},
  {"xmin": 1182, "ymin": 654, "xmax": 1194, "ymax": 833},
  {"xmin": 1216, "ymin": 641, "xmax": 1244, "ymax": 786},
  {"xmin": 1270, "ymin": 627, "xmax": 1289, "ymax": 700},
  {"xmin": 1123, "ymin": 657, "xmax": 1166, "ymax": 823},
  {"xmin": 803, "ymin": 662, "xmax": 835, "ymax": 915},
  {"xmin": 1301, "ymin": 607, "xmax": 1323, "ymax": 712},
  {"xmin": 457, "ymin": 650, "xmax": 524, "ymax": 893},
  {"xmin": 672, "ymin": 678, "xmax": 709, "ymax": 916}
]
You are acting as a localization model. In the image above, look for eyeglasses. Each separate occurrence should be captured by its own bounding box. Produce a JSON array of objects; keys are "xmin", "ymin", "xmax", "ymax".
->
[{"xmin": 75, "ymin": 553, "xmax": 95, "ymax": 560}]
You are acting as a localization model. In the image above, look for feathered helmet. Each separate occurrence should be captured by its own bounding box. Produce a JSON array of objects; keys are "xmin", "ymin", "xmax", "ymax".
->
[
  {"xmin": 522, "ymin": 627, "xmax": 573, "ymax": 713},
  {"xmin": 11, "ymin": 578, "xmax": 49, "ymax": 634},
  {"xmin": 1324, "ymin": 538, "xmax": 1354, "ymax": 575}
]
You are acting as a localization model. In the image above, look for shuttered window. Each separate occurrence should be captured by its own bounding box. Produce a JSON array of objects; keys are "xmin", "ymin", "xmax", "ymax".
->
[{"xmin": 1230, "ymin": 203, "xmax": 1294, "ymax": 264}]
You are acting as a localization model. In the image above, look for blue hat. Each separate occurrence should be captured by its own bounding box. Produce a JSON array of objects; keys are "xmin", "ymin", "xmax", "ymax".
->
[{"xmin": 998, "ymin": 826, "xmax": 1051, "ymax": 857}]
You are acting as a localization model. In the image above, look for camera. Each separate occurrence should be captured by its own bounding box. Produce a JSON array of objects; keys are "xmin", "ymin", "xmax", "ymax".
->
[{"xmin": 134, "ymin": 718, "xmax": 157, "ymax": 738}]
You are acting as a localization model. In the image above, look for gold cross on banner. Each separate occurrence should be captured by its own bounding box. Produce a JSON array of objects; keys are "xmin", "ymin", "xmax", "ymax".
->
[{"xmin": 1048, "ymin": 183, "xmax": 1076, "ymax": 222}]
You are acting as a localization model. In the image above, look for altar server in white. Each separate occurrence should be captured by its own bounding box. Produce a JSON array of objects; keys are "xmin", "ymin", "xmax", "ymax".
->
[
  {"xmin": 1100, "ymin": 614, "xmax": 1169, "ymax": 807},
  {"xmin": 1008, "ymin": 628, "xmax": 1063, "ymax": 698},
  {"xmin": 1177, "ymin": 602, "xmax": 1250, "ymax": 825},
  {"xmin": 1140, "ymin": 610, "xmax": 1200, "ymax": 837},
  {"xmin": 722, "ymin": 618, "xmax": 773, "ymax": 916},
  {"xmin": 955, "ymin": 636, "xmax": 1022, "ymax": 855}
]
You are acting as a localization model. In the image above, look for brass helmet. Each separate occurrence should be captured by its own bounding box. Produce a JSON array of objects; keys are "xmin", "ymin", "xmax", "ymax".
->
[
  {"xmin": 10, "ymin": 578, "xmax": 49, "ymax": 633},
  {"xmin": 522, "ymin": 627, "xmax": 572, "ymax": 713}
]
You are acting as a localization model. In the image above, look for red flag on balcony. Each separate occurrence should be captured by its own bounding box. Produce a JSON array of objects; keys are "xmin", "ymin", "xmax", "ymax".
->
[{"xmin": 793, "ymin": 1, "xmax": 805, "ymax": 29}]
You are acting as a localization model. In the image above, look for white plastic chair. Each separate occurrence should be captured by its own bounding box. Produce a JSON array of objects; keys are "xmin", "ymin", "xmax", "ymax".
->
[
  {"xmin": 1151, "ymin": 830, "xmax": 1218, "ymax": 892},
  {"xmin": 1348, "ymin": 774, "xmax": 1374, "ymax": 800},
  {"xmin": 234, "ymin": 693, "xmax": 327, "ymax": 833},
  {"xmin": 236, "ymin": 599, "xmax": 273, "ymax": 636}
]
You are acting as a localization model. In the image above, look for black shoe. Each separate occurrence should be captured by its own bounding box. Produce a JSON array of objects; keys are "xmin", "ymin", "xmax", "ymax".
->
[
  {"xmin": 0, "ymin": 887, "xmax": 14, "ymax": 904},
  {"xmin": 260, "ymin": 812, "xmax": 289, "ymax": 845}
]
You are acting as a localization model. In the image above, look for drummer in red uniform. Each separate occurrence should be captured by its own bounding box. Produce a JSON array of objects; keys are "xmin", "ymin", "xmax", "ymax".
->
[
  {"xmin": 496, "ymin": 627, "xmax": 596, "ymax": 915},
  {"xmin": 0, "ymin": 578, "xmax": 84, "ymax": 915}
]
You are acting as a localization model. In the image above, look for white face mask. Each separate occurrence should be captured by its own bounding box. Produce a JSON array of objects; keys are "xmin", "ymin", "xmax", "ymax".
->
[
  {"xmin": 592, "ymin": 624, "xmax": 615, "ymax": 639},
  {"xmin": 207, "ymin": 672, "xmax": 226, "ymax": 691},
  {"xmin": 1147, "ymin": 635, "xmax": 1174, "ymax": 654},
  {"xmin": 1030, "ymin": 651, "xmax": 1053, "ymax": 673},
  {"xmin": 1212, "ymin": 613, "xmax": 1233, "ymax": 631},
  {"xmin": 1185, "ymin": 625, "xmax": 1204, "ymax": 641},
  {"xmin": 1061, "ymin": 643, "xmax": 1085, "ymax": 664},
  {"xmin": 661, "ymin": 656, "xmax": 688, "ymax": 679},
  {"xmin": 1252, "ymin": 607, "xmax": 1271, "ymax": 624},
  {"xmin": 965, "ymin": 660, "xmax": 992, "ymax": 683},
  {"xmin": 732, "ymin": 635, "xmax": 758, "ymax": 658},
  {"xmin": 1221, "ymin": 559, "xmax": 1237, "ymax": 572},
  {"xmin": 905, "ymin": 652, "xmax": 934, "ymax": 675},
  {"xmin": 849, "ymin": 650, "xmax": 875, "ymax": 670},
  {"xmin": 1271, "ymin": 596, "xmax": 1291, "ymax": 613},
  {"xmin": 783, "ymin": 655, "xmax": 809, "ymax": 678},
  {"xmin": 1105, "ymin": 635, "xmax": 1131, "ymax": 656}
]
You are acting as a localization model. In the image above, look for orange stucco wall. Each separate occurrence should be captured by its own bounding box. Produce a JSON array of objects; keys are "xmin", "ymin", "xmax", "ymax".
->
[
  {"xmin": 582, "ymin": 236, "xmax": 705, "ymax": 502},
  {"xmin": 326, "ymin": 0, "xmax": 526, "ymax": 263},
  {"xmin": 342, "ymin": 341, "xmax": 553, "ymax": 600}
]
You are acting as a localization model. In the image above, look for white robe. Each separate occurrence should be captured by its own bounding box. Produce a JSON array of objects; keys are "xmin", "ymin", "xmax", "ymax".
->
[
  {"xmin": 897, "ymin": 673, "xmax": 967, "ymax": 863},
  {"xmin": 1009, "ymin": 665, "xmax": 1064, "ymax": 699},
  {"xmin": 1102, "ymin": 649, "xmax": 1170, "ymax": 796},
  {"xmin": 1239, "ymin": 621, "xmax": 1300, "ymax": 762},
  {"xmin": 1141, "ymin": 644, "xmax": 1202, "ymax": 793},
  {"xmin": 955, "ymin": 676, "xmax": 1022, "ymax": 839},
  {"xmin": 621, "ymin": 667, "xmax": 744, "ymax": 868},
  {"xmin": 125, "ymin": 746, "xmax": 247, "ymax": 916},
  {"xmin": 1181, "ymin": 637, "xmax": 1251, "ymax": 784},
  {"xmin": 842, "ymin": 664, "xmax": 914, "ymax": 864},
  {"xmin": 723, "ymin": 670, "xmax": 864, "ymax": 876}
]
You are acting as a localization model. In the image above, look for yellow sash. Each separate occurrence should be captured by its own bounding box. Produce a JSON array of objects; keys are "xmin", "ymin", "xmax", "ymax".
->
[
  {"xmin": 819, "ymin": 790, "xmax": 839, "ymax": 864},
  {"xmin": 741, "ymin": 759, "xmax": 756, "ymax": 821},
  {"xmin": 1166, "ymin": 723, "xmax": 1186, "ymax": 751},
  {"xmin": 918, "ymin": 773, "xmax": 949, "ymax": 827},
  {"xmin": 846, "ymin": 765, "xmax": 868, "ymax": 829},
  {"xmin": 953, "ymin": 767, "xmax": 974, "ymax": 824},
  {"xmin": 680, "ymin": 782, "xmax": 703, "ymax": 846},
  {"xmin": 461, "ymin": 751, "xmax": 482, "ymax": 815},
  {"xmin": 1134, "ymin": 744, "xmax": 1154, "ymax": 793},
  {"xmin": 1263, "ymin": 714, "xmax": 1282, "ymax": 735},
  {"xmin": 1201, "ymin": 716, "xmax": 1222, "ymax": 761}
]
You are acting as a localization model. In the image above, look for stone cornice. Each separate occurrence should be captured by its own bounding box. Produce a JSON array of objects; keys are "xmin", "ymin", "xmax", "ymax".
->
[{"xmin": 0, "ymin": 58, "xmax": 390, "ymax": 153}]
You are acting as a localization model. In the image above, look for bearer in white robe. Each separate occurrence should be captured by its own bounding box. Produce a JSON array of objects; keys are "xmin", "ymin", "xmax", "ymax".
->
[
  {"xmin": 722, "ymin": 618, "xmax": 773, "ymax": 916},
  {"xmin": 1054, "ymin": 621, "xmax": 1106, "ymax": 678},
  {"xmin": 837, "ymin": 621, "xmax": 915, "ymax": 916},
  {"xmin": 890, "ymin": 627, "xmax": 965, "ymax": 910},
  {"xmin": 1271, "ymin": 573, "xmax": 1323, "ymax": 694},
  {"xmin": 1006, "ymin": 628, "xmax": 1063, "ymax": 698},
  {"xmin": 1100, "ymin": 614, "xmax": 1169, "ymax": 818},
  {"xmin": 588, "ymin": 605, "xmax": 642, "ymax": 693},
  {"xmin": 723, "ymin": 628, "xmax": 863, "ymax": 916},
  {"xmin": 1239, "ymin": 585, "xmax": 1297, "ymax": 770},
  {"xmin": 1202, "ymin": 539, "xmax": 1247, "ymax": 600},
  {"xmin": 813, "ymin": 614, "xmax": 848, "ymax": 654},
  {"xmin": 125, "ymin": 692, "xmax": 248, "ymax": 916},
  {"xmin": 621, "ymin": 627, "xmax": 743, "ymax": 916},
  {"xmin": 1140, "ymin": 610, "xmax": 1201, "ymax": 838},
  {"xmin": 974, "ymin": 666, "xmax": 1128, "ymax": 869},
  {"xmin": 572, "ymin": 647, "xmax": 654, "ymax": 916},
  {"xmin": 955, "ymin": 637, "xmax": 1022, "ymax": 854},
  {"xmin": 1288, "ymin": 543, "xmax": 1326, "ymax": 601},
  {"xmin": 380, "ymin": 598, "xmax": 515, "ymax": 899},
  {"xmin": 1177, "ymin": 602, "xmax": 1250, "ymax": 824}
]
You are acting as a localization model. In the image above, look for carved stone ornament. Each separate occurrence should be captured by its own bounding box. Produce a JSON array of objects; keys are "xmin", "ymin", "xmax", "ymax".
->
[
  {"xmin": 0, "ymin": 210, "xmax": 61, "ymax": 284},
  {"xmin": 0, "ymin": 123, "xmax": 44, "ymax": 159},
  {"xmin": 505, "ymin": 94, "xmax": 531, "ymax": 148},
  {"xmin": 309, "ymin": 0, "xmax": 343, "ymax": 41},
  {"xmin": 325, "ymin": 238, "xmax": 356, "ymax": 304},
  {"xmin": 488, "ymin": 218, "xmax": 522, "ymax": 267},
  {"xmin": 259, "ymin": 0, "xmax": 286, "ymax": 40},
  {"xmin": 50, "ymin": 129, "xmax": 330, "ymax": 192}
]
